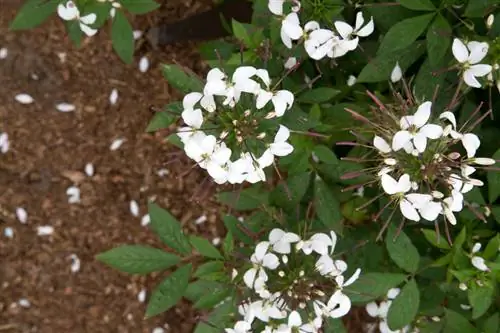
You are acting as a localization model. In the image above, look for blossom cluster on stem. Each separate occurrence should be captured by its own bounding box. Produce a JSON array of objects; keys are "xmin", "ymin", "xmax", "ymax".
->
[{"xmin": 226, "ymin": 228, "xmax": 360, "ymax": 333}]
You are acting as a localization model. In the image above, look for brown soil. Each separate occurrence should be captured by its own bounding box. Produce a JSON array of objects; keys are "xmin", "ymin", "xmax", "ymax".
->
[{"xmin": 0, "ymin": 1, "xmax": 370, "ymax": 332}]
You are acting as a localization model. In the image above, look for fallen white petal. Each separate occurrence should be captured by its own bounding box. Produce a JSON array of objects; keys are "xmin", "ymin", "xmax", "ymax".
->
[
  {"xmin": 156, "ymin": 168, "xmax": 169, "ymax": 177},
  {"xmin": 137, "ymin": 289, "xmax": 147, "ymax": 302},
  {"xmin": 66, "ymin": 186, "xmax": 81, "ymax": 204},
  {"xmin": 139, "ymin": 56, "xmax": 150, "ymax": 73},
  {"xmin": 212, "ymin": 237, "xmax": 221, "ymax": 246},
  {"xmin": 195, "ymin": 215, "xmax": 207, "ymax": 225},
  {"xmin": 37, "ymin": 225, "xmax": 54, "ymax": 236},
  {"xmin": 4, "ymin": 227, "xmax": 14, "ymax": 238},
  {"xmin": 141, "ymin": 214, "xmax": 150, "ymax": 226},
  {"xmin": 18, "ymin": 299, "xmax": 30, "ymax": 308},
  {"xmin": 129, "ymin": 200, "xmax": 139, "ymax": 217},
  {"xmin": 70, "ymin": 254, "xmax": 81, "ymax": 273},
  {"xmin": 56, "ymin": 103, "xmax": 76, "ymax": 112},
  {"xmin": 133, "ymin": 30, "xmax": 143, "ymax": 40},
  {"xmin": 0, "ymin": 47, "xmax": 8, "ymax": 59},
  {"xmin": 152, "ymin": 328, "xmax": 165, "ymax": 333},
  {"xmin": 109, "ymin": 89, "xmax": 119, "ymax": 105},
  {"xmin": 16, "ymin": 207, "xmax": 28, "ymax": 224},
  {"xmin": 109, "ymin": 138, "xmax": 125, "ymax": 151},
  {"xmin": 84, "ymin": 163, "xmax": 94, "ymax": 177},
  {"xmin": 15, "ymin": 93, "xmax": 34, "ymax": 104}
]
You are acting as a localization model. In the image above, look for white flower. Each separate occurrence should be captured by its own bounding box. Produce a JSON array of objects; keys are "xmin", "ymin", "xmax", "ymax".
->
[
  {"xmin": 183, "ymin": 134, "xmax": 231, "ymax": 173},
  {"xmin": 442, "ymin": 190, "xmax": 464, "ymax": 225},
  {"xmin": 269, "ymin": 228, "xmax": 301, "ymax": 254},
  {"xmin": 439, "ymin": 111, "xmax": 481, "ymax": 158},
  {"xmin": 267, "ymin": 125, "xmax": 294, "ymax": 157},
  {"xmin": 225, "ymin": 321, "xmax": 251, "ymax": 333},
  {"xmin": 452, "ymin": 39, "xmax": 492, "ymax": 88},
  {"xmin": 255, "ymin": 69, "xmax": 294, "ymax": 117},
  {"xmin": 381, "ymin": 174, "xmax": 422, "ymax": 222},
  {"xmin": 299, "ymin": 232, "xmax": 336, "ymax": 255},
  {"xmin": 392, "ymin": 101, "xmax": 443, "ymax": 153},
  {"xmin": 275, "ymin": 311, "xmax": 312, "ymax": 333},
  {"xmin": 244, "ymin": 150, "xmax": 274, "ymax": 183},
  {"xmin": 390, "ymin": 62, "xmax": 403, "ymax": 83},
  {"xmin": 334, "ymin": 12, "xmax": 374, "ymax": 52},
  {"xmin": 405, "ymin": 193, "xmax": 442, "ymax": 222},
  {"xmin": 304, "ymin": 28, "xmax": 337, "ymax": 60},
  {"xmin": 204, "ymin": 67, "xmax": 259, "ymax": 106},
  {"xmin": 281, "ymin": 13, "xmax": 303, "ymax": 48},
  {"xmin": 313, "ymin": 290, "xmax": 352, "ymax": 319},
  {"xmin": 57, "ymin": 1, "xmax": 98, "ymax": 37},
  {"xmin": 249, "ymin": 298, "xmax": 287, "ymax": 323},
  {"xmin": 0, "ymin": 132, "xmax": 9, "ymax": 154},
  {"xmin": 315, "ymin": 256, "xmax": 347, "ymax": 276},
  {"xmin": 243, "ymin": 242, "xmax": 279, "ymax": 289},
  {"xmin": 284, "ymin": 57, "xmax": 297, "ymax": 69}
]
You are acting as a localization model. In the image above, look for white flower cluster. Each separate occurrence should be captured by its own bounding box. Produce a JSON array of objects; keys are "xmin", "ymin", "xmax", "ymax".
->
[
  {"xmin": 452, "ymin": 38, "xmax": 492, "ymax": 89},
  {"xmin": 57, "ymin": 1, "xmax": 98, "ymax": 37},
  {"xmin": 268, "ymin": 0, "xmax": 374, "ymax": 60},
  {"xmin": 226, "ymin": 228, "xmax": 360, "ymax": 333},
  {"xmin": 365, "ymin": 288, "xmax": 410, "ymax": 333},
  {"xmin": 372, "ymin": 101, "xmax": 496, "ymax": 225},
  {"xmin": 178, "ymin": 66, "xmax": 295, "ymax": 184}
]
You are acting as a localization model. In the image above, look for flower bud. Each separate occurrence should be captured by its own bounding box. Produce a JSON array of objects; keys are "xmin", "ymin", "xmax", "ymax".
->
[
  {"xmin": 278, "ymin": 271, "xmax": 285, "ymax": 277},
  {"xmin": 244, "ymin": 109, "xmax": 251, "ymax": 117},
  {"xmin": 431, "ymin": 316, "xmax": 441, "ymax": 322},
  {"xmin": 231, "ymin": 269, "xmax": 238, "ymax": 280},
  {"xmin": 265, "ymin": 111, "xmax": 276, "ymax": 119},
  {"xmin": 282, "ymin": 255, "xmax": 288, "ymax": 264},
  {"xmin": 391, "ymin": 62, "xmax": 402, "ymax": 83},
  {"xmin": 459, "ymin": 283, "xmax": 468, "ymax": 291},
  {"xmin": 448, "ymin": 152, "xmax": 461, "ymax": 160},
  {"xmin": 257, "ymin": 132, "xmax": 266, "ymax": 139},
  {"xmin": 487, "ymin": 14, "xmax": 494, "ymax": 29},
  {"xmin": 472, "ymin": 157, "xmax": 495, "ymax": 165},
  {"xmin": 384, "ymin": 158, "xmax": 397, "ymax": 166}
]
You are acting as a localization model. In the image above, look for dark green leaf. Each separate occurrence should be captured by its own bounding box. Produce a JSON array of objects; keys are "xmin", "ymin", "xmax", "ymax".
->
[
  {"xmin": 324, "ymin": 318, "xmax": 347, "ymax": 333},
  {"xmin": 162, "ymin": 64, "xmax": 204, "ymax": 93},
  {"xmin": 426, "ymin": 15, "xmax": 451, "ymax": 66},
  {"xmin": 386, "ymin": 225, "xmax": 420, "ymax": 273},
  {"xmin": 111, "ymin": 11, "xmax": 134, "ymax": 63},
  {"xmin": 148, "ymin": 202, "xmax": 191, "ymax": 255},
  {"xmin": 193, "ymin": 261, "xmax": 224, "ymax": 278},
  {"xmin": 315, "ymin": 178, "xmax": 343, "ymax": 235},
  {"xmin": 414, "ymin": 57, "xmax": 446, "ymax": 100},
  {"xmin": 468, "ymin": 283, "xmax": 494, "ymax": 319},
  {"xmin": 298, "ymin": 88, "xmax": 340, "ymax": 103},
  {"xmin": 398, "ymin": 0, "xmax": 436, "ymax": 11},
  {"xmin": 387, "ymin": 279, "xmax": 420, "ymax": 330},
  {"xmin": 120, "ymin": 0, "xmax": 160, "ymax": 14},
  {"xmin": 97, "ymin": 245, "xmax": 180, "ymax": 274},
  {"xmin": 421, "ymin": 228, "xmax": 450, "ymax": 249},
  {"xmin": 313, "ymin": 145, "xmax": 338, "ymax": 164},
  {"xmin": 358, "ymin": 42, "xmax": 426, "ymax": 83},
  {"xmin": 270, "ymin": 172, "xmax": 311, "ymax": 209},
  {"xmin": 10, "ymin": 0, "xmax": 58, "ymax": 30},
  {"xmin": 146, "ymin": 112, "xmax": 177, "ymax": 132},
  {"xmin": 487, "ymin": 148, "xmax": 500, "ymax": 202},
  {"xmin": 193, "ymin": 287, "xmax": 232, "ymax": 309},
  {"xmin": 377, "ymin": 13, "xmax": 435, "ymax": 55},
  {"xmin": 345, "ymin": 273, "xmax": 407, "ymax": 304},
  {"xmin": 223, "ymin": 215, "xmax": 253, "ymax": 244},
  {"xmin": 146, "ymin": 264, "xmax": 192, "ymax": 318},
  {"xmin": 444, "ymin": 309, "xmax": 478, "ymax": 333},
  {"xmin": 223, "ymin": 232, "xmax": 234, "ymax": 256},
  {"xmin": 483, "ymin": 313, "xmax": 499, "ymax": 333},
  {"xmin": 185, "ymin": 280, "xmax": 223, "ymax": 302},
  {"xmin": 217, "ymin": 187, "xmax": 268, "ymax": 211},
  {"xmin": 190, "ymin": 236, "xmax": 223, "ymax": 259},
  {"xmin": 464, "ymin": 0, "xmax": 497, "ymax": 18},
  {"xmin": 492, "ymin": 206, "xmax": 500, "ymax": 224}
]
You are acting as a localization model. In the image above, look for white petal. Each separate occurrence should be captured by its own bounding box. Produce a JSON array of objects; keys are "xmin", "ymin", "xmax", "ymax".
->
[
  {"xmin": 398, "ymin": 174, "xmax": 412, "ymax": 193},
  {"xmin": 129, "ymin": 200, "xmax": 139, "ymax": 217},
  {"xmin": 413, "ymin": 133, "xmax": 427, "ymax": 153},
  {"xmin": 268, "ymin": 0, "xmax": 284, "ymax": 15},
  {"xmin": 206, "ymin": 68, "xmax": 226, "ymax": 82},
  {"xmin": 212, "ymin": 146, "xmax": 232, "ymax": 165},
  {"xmin": 256, "ymin": 90, "xmax": 273, "ymax": 109},
  {"xmin": 390, "ymin": 62, "xmax": 402, "ymax": 83},
  {"xmin": 16, "ymin": 207, "xmax": 28, "ymax": 224},
  {"xmin": 262, "ymin": 253, "xmax": 280, "ymax": 269},
  {"xmin": 200, "ymin": 94, "xmax": 216, "ymax": 112},
  {"xmin": 439, "ymin": 111, "xmax": 457, "ymax": 129},
  {"xmin": 283, "ymin": 13, "xmax": 303, "ymax": 40},
  {"xmin": 334, "ymin": 21, "xmax": 354, "ymax": 39},
  {"xmin": 15, "ymin": 93, "xmax": 34, "ymax": 104},
  {"xmin": 139, "ymin": 56, "xmax": 150, "ymax": 73},
  {"xmin": 56, "ymin": 103, "xmax": 76, "ymax": 112},
  {"xmin": 472, "ymin": 157, "xmax": 495, "ymax": 165},
  {"xmin": 347, "ymin": 75, "xmax": 357, "ymax": 86},
  {"xmin": 254, "ymin": 241, "xmax": 270, "ymax": 260},
  {"xmin": 284, "ymin": 57, "xmax": 297, "ymax": 69},
  {"xmin": 387, "ymin": 288, "xmax": 400, "ymax": 299},
  {"xmin": 357, "ymin": 16, "xmax": 374, "ymax": 37},
  {"xmin": 183, "ymin": 92, "xmax": 203, "ymax": 110},
  {"xmin": 304, "ymin": 20, "xmax": 320, "ymax": 32},
  {"xmin": 58, "ymin": 1, "xmax": 79, "ymax": 21},
  {"xmin": 452, "ymin": 38, "xmax": 468, "ymax": 63},
  {"xmin": 400, "ymin": 200, "xmax": 420, "ymax": 222},
  {"xmin": 462, "ymin": 133, "xmax": 480, "ymax": 158},
  {"xmin": 288, "ymin": 311, "xmax": 302, "ymax": 327},
  {"xmin": 274, "ymin": 125, "xmax": 290, "ymax": 143},
  {"xmin": 365, "ymin": 302, "xmax": 380, "ymax": 318},
  {"xmin": 255, "ymin": 69, "xmax": 271, "ymax": 87},
  {"xmin": 472, "ymin": 242, "xmax": 482, "ymax": 253},
  {"xmin": 109, "ymin": 138, "xmax": 125, "ymax": 150},
  {"xmin": 109, "ymin": 89, "xmax": 118, "ymax": 105},
  {"xmin": 419, "ymin": 124, "xmax": 443, "ymax": 139},
  {"xmin": 37, "ymin": 225, "xmax": 54, "ymax": 236},
  {"xmin": 399, "ymin": 115, "xmax": 414, "ymax": 130},
  {"xmin": 373, "ymin": 136, "xmax": 391, "ymax": 154},
  {"xmin": 233, "ymin": 66, "xmax": 257, "ymax": 83},
  {"xmin": 243, "ymin": 268, "xmax": 258, "ymax": 288},
  {"xmin": 467, "ymin": 41, "xmax": 489, "ymax": 64},
  {"xmin": 69, "ymin": 254, "xmax": 81, "ymax": 273},
  {"xmin": 328, "ymin": 291, "xmax": 352, "ymax": 318},
  {"xmin": 405, "ymin": 193, "xmax": 432, "ymax": 209},
  {"xmin": 420, "ymin": 201, "xmax": 442, "ymax": 221},
  {"xmin": 471, "ymin": 256, "xmax": 489, "ymax": 271},
  {"xmin": 79, "ymin": 23, "xmax": 98, "ymax": 37},
  {"xmin": 272, "ymin": 90, "xmax": 294, "ymax": 116},
  {"xmin": 133, "ymin": 30, "xmax": 143, "ymax": 40},
  {"xmin": 468, "ymin": 64, "xmax": 492, "ymax": 77},
  {"xmin": 392, "ymin": 131, "xmax": 412, "ymax": 151},
  {"xmin": 444, "ymin": 208, "xmax": 457, "ymax": 225},
  {"xmin": 269, "ymin": 228, "xmax": 286, "ymax": 243},
  {"xmin": 80, "ymin": 13, "xmax": 96, "ymax": 25},
  {"xmin": 463, "ymin": 70, "xmax": 482, "ymax": 88},
  {"xmin": 270, "ymin": 142, "xmax": 293, "ymax": 157},
  {"xmin": 0, "ymin": 47, "xmax": 7, "ymax": 60},
  {"xmin": 380, "ymin": 174, "xmax": 400, "ymax": 195},
  {"xmin": 141, "ymin": 214, "xmax": 150, "ymax": 226},
  {"xmin": 280, "ymin": 27, "xmax": 293, "ymax": 48},
  {"xmin": 413, "ymin": 101, "xmax": 432, "ymax": 128},
  {"xmin": 354, "ymin": 12, "xmax": 365, "ymax": 30},
  {"xmin": 344, "ymin": 268, "xmax": 361, "ymax": 286}
]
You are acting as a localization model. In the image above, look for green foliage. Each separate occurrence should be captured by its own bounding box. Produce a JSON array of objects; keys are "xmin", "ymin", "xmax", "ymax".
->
[
  {"xmin": 387, "ymin": 279, "xmax": 420, "ymax": 330},
  {"xmin": 10, "ymin": 0, "xmax": 58, "ymax": 30},
  {"xmin": 111, "ymin": 11, "xmax": 134, "ymax": 64},
  {"xmin": 120, "ymin": 0, "xmax": 160, "ymax": 14},
  {"xmin": 190, "ymin": 236, "xmax": 223, "ymax": 260},
  {"xmin": 148, "ymin": 202, "xmax": 191, "ymax": 255},
  {"xmin": 162, "ymin": 64, "xmax": 204, "ymax": 93},
  {"xmin": 386, "ymin": 225, "xmax": 420, "ymax": 273},
  {"xmin": 487, "ymin": 148, "xmax": 500, "ymax": 203},
  {"xmin": 314, "ymin": 177, "xmax": 343, "ymax": 234},
  {"xmin": 346, "ymin": 273, "xmax": 407, "ymax": 304}
]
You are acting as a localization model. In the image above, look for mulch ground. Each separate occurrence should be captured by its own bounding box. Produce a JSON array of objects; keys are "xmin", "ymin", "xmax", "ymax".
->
[{"xmin": 0, "ymin": 1, "xmax": 370, "ymax": 332}]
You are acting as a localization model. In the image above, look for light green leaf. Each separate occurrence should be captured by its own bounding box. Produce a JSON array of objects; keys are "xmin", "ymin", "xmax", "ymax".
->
[
  {"xmin": 120, "ymin": 0, "xmax": 160, "ymax": 14},
  {"xmin": 444, "ymin": 309, "xmax": 478, "ymax": 333},
  {"xmin": 426, "ymin": 14, "xmax": 451, "ymax": 66},
  {"xmin": 387, "ymin": 279, "xmax": 420, "ymax": 330},
  {"xmin": 298, "ymin": 88, "xmax": 340, "ymax": 103},
  {"xmin": 232, "ymin": 19, "xmax": 254, "ymax": 46},
  {"xmin": 162, "ymin": 64, "xmax": 204, "ymax": 93},
  {"xmin": 148, "ymin": 202, "xmax": 192, "ymax": 255},
  {"xmin": 10, "ymin": 0, "xmax": 58, "ymax": 30},
  {"xmin": 314, "ymin": 178, "xmax": 343, "ymax": 235},
  {"xmin": 386, "ymin": 225, "xmax": 420, "ymax": 273},
  {"xmin": 398, "ymin": 0, "xmax": 436, "ymax": 11},
  {"xmin": 185, "ymin": 280, "xmax": 223, "ymax": 302},
  {"xmin": 146, "ymin": 264, "xmax": 192, "ymax": 318},
  {"xmin": 377, "ymin": 13, "xmax": 435, "ymax": 55},
  {"xmin": 96, "ymin": 245, "xmax": 180, "ymax": 274},
  {"xmin": 190, "ymin": 236, "xmax": 223, "ymax": 259},
  {"xmin": 421, "ymin": 228, "xmax": 450, "ymax": 249},
  {"xmin": 468, "ymin": 283, "xmax": 494, "ymax": 319},
  {"xmin": 487, "ymin": 148, "xmax": 500, "ymax": 202},
  {"xmin": 111, "ymin": 11, "xmax": 134, "ymax": 64},
  {"xmin": 345, "ymin": 273, "xmax": 407, "ymax": 304}
]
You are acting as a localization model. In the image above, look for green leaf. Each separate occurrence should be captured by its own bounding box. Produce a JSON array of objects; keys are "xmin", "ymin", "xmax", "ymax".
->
[
  {"xmin": 148, "ymin": 202, "xmax": 191, "ymax": 255},
  {"xmin": 193, "ymin": 261, "xmax": 224, "ymax": 278},
  {"xmin": 345, "ymin": 273, "xmax": 407, "ymax": 304},
  {"xmin": 314, "ymin": 178, "xmax": 343, "ymax": 235},
  {"xmin": 146, "ymin": 264, "xmax": 192, "ymax": 318},
  {"xmin": 111, "ymin": 11, "xmax": 134, "ymax": 64},
  {"xmin": 232, "ymin": 19, "xmax": 252, "ymax": 46},
  {"xmin": 66, "ymin": 20, "xmax": 83, "ymax": 47},
  {"xmin": 324, "ymin": 318, "xmax": 347, "ymax": 333},
  {"xmin": 190, "ymin": 236, "xmax": 223, "ymax": 259},
  {"xmin": 223, "ymin": 215, "xmax": 253, "ymax": 244},
  {"xmin": 398, "ymin": 0, "xmax": 436, "ymax": 11},
  {"xmin": 491, "ymin": 206, "xmax": 500, "ymax": 224},
  {"xmin": 217, "ymin": 187, "xmax": 268, "ymax": 211},
  {"xmin": 483, "ymin": 234, "xmax": 500, "ymax": 259},
  {"xmin": 10, "ymin": 0, "xmax": 58, "ymax": 30},
  {"xmin": 414, "ymin": 57, "xmax": 446, "ymax": 101},
  {"xmin": 377, "ymin": 13, "xmax": 435, "ymax": 55},
  {"xmin": 483, "ymin": 313, "xmax": 499, "ymax": 333},
  {"xmin": 146, "ymin": 112, "xmax": 177, "ymax": 132},
  {"xmin": 185, "ymin": 280, "xmax": 223, "ymax": 302},
  {"xmin": 468, "ymin": 283, "xmax": 494, "ymax": 319},
  {"xmin": 97, "ymin": 245, "xmax": 180, "ymax": 274},
  {"xmin": 426, "ymin": 15, "xmax": 451, "ymax": 66},
  {"xmin": 120, "ymin": 0, "xmax": 160, "ymax": 14},
  {"xmin": 193, "ymin": 287, "xmax": 232, "ymax": 309},
  {"xmin": 223, "ymin": 232, "xmax": 234, "ymax": 256},
  {"xmin": 270, "ymin": 172, "xmax": 311, "ymax": 210},
  {"xmin": 464, "ymin": 0, "xmax": 497, "ymax": 18},
  {"xmin": 444, "ymin": 309, "xmax": 478, "ymax": 333},
  {"xmin": 386, "ymin": 225, "xmax": 420, "ymax": 273},
  {"xmin": 421, "ymin": 228, "xmax": 450, "ymax": 249},
  {"xmin": 487, "ymin": 148, "xmax": 500, "ymax": 202},
  {"xmin": 358, "ymin": 41, "xmax": 426, "ymax": 83},
  {"xmin": 313, "ymin": 145, "xmax": 339, "ymax": 164},
  {"xmin": 298, "ymin": 88, "xmax": 340, "ymax": 103},
  {"xmin": 387, "ymin": 279, "xmax": 420, "ymax": 330},
  {"xmin": 162, "ymin": 64, "xmax": 204, "ymax": 93}
]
